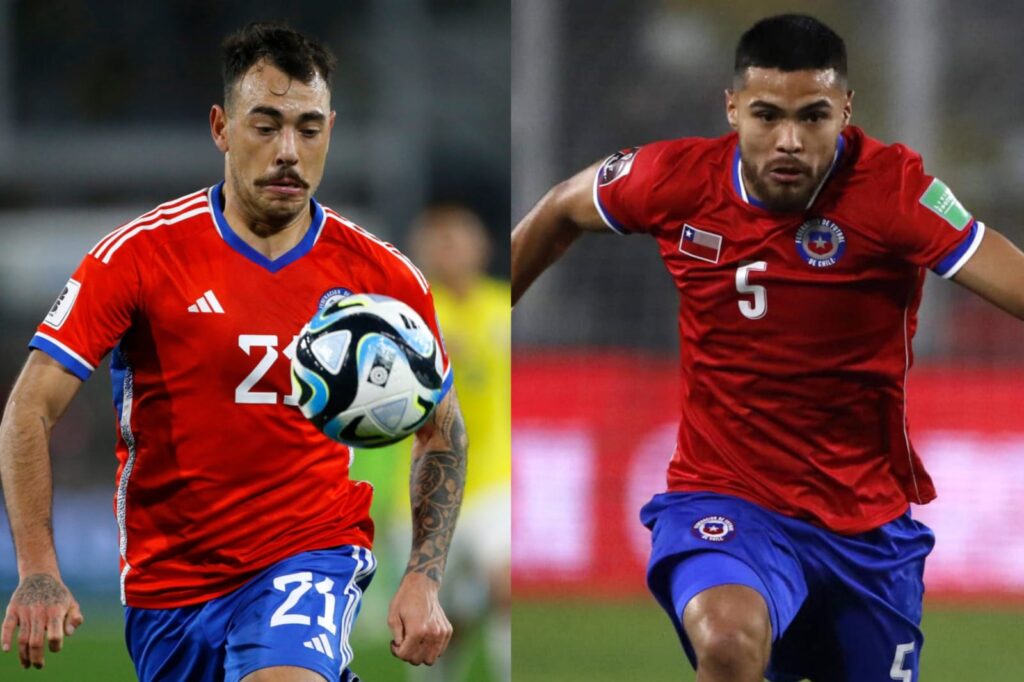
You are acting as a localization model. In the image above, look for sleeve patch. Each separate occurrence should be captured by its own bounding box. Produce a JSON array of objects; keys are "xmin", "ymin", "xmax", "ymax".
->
[
  {"xmin": 919, "ymin": 178, "xmax": 972, "ymax": 231},
  {"xmin": 43, "ymin": 279, "xmax": 81, "ymax": 330},
  {"xmin": 598, "ymin": 147, "xmax": 640, "ymax": 186}
]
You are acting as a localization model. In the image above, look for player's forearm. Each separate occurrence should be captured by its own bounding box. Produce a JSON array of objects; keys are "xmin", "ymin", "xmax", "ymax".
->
[
  {"xmin": 511, "ymin": 186, "xmax": 586, "ymax": 306},
  {"xmin": 405, "ymin": 403, "xmax": 467, "ymax": 585},
  {"xmin": 952, "ymin": 228, "xmax": 1024, "ymax": 320},
  {"xmin": 0, "ymin": 399, "xmax": 60, "ymax": 576}
]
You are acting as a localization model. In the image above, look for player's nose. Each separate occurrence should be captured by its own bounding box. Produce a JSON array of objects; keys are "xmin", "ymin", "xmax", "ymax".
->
[
  {"xmin": 275, "ymin": 127, "xmax": 300, "ymax": 166},
  {"xmin": 775, "ymin": 121, "xmax": 803, "ymax": 154}
]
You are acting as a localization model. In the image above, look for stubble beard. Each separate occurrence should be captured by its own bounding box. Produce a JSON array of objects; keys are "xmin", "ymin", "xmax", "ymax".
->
[{"xmin": 742, "ymin": 161, "xmax": 823, "ymax": 214}]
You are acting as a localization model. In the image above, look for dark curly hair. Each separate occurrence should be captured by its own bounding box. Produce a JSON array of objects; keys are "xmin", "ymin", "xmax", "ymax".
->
[{"xmin": 221, "ymin": 21, "xmax": 337, "ymax": 107}]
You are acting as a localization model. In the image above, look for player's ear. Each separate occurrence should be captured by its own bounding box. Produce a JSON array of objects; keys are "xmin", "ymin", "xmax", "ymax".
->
[
  {"xmin": 210, "ymin": 104, "xmax": 229, "ymax": 153},
  {"xmin": 725, "ymin": 89, "xmax": 739, "ymax": 130},
  {"xmin": 328, "ymin": 110, "xmax": 336, "ymax": 133},
  {"xmin": 843, "ymin": 90, "xmax": 854, "ymax": 127}
]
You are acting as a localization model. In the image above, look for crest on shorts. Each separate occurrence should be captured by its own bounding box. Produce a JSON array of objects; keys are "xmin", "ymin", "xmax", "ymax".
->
[
  {"xmin": 691, "ymin": 515, "xmax": 735, "ymax": 542},
  {"xmin": 598, "ymin": 147, "xmax": 640, "ymax": 186},
  {"xmin": 795, "ymin": 218, "xmax": 846, "ymax": 268}
]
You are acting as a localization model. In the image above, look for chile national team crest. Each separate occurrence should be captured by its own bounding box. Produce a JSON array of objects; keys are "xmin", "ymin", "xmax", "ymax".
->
[
  {"xmin": 691, "ymin": 516, "xmax": 735, "ymax": 543},
  {"xmin": 317, "ymin": 287, "xmax": 354, "ymax": 311},
  {"xmin": 795, "ymin": 218, "xmax": 846, "ymax": 268}
]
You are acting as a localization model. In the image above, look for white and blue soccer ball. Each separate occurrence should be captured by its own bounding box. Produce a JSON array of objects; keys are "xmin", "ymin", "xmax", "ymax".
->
[{"xmin": 290, "ymin": 293, "xmax": 446, "ymax": 447}]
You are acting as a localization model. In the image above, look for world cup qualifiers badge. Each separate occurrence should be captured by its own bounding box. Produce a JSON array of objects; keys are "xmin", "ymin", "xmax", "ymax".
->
[
  {"xmin": 691, "ymin": 516, "xmax": 735, "ymax": 542},
  {"xmin": 795, "ymin": 218, "xmax": 846, "ymax": 268}
]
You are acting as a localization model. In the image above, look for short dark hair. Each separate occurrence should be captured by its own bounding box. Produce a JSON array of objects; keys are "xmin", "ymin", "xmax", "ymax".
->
[
  {"xmin": 221, "ymin": 21, "xmax": 337, "ymax": 106},
  {"xmin": 734, "ymin": 14, "xmax": 847, "ymax": 84}
]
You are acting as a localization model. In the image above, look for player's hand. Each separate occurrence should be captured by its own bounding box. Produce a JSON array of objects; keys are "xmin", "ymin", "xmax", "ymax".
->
[
  {"xmin": 387, "ymin": 572, "xmax": 452, "ymax": 665},
  {"xmin": 1, "ymin": 573, "xmax": 84, "ymax": 669}
]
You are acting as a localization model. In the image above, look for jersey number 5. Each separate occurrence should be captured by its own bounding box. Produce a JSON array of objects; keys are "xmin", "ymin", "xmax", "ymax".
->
[{"xmin": 736, "ymin": 261, "xmax": 767, "ymax": 320}]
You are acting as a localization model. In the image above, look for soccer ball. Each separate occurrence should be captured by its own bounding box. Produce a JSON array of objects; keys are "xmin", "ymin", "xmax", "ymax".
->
[{"xmin": 290, "ymin": 293, "xmax": 446, "ymax": 447}]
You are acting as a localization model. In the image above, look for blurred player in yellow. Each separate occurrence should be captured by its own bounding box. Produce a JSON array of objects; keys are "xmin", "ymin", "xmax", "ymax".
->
[{"xmin": 399, "ymin": 203, "xmax": 511, "ymax": 682}]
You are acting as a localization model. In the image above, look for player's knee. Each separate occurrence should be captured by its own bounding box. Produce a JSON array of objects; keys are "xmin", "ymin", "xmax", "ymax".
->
[
  {"xmin": 684, "ymin": 587, "xmax": 771, "ymax": 674},
  {"xmin": 695, "ymin": 624, "xmax": 767, "ymax": 674}
]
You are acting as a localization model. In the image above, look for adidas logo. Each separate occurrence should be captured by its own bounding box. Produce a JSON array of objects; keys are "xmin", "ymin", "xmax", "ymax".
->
[
  {"xmin": 303, "ymin": 632, "xmax": 334, "ymax": 659},
  {"xmin": 188, "ymin": 290, "xmax": 225, "ymax": 314}
]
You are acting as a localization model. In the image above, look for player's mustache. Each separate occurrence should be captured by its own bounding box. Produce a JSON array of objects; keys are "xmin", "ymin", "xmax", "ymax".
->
[{"xmin": 256, "ymin": 170, "xmax": 310, "ymax": 188}]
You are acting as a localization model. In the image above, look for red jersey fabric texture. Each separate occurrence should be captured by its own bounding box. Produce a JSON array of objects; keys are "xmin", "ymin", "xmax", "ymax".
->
[
  {"xmin": 594, "ymin": 126, "xmax": 983, "ymax": 534},
  {"xmin": 31, "ymin": 183, "xmax": 450, "ymax": 608}
]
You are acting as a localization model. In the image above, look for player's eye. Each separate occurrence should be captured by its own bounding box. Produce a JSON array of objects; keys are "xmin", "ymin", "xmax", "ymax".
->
[
  {"xmin": 255, "ymin": 125, "xmax": 277, "ymax": 135},
  {"xmin": 803, "ymin": 111, "xmax": 828, "ymax": 123},
  {"xmin": 300, "ymin": 128, "xmax": 321, "ymax": 138},
  {"xmin": 754, "ymin": 111, "xmax": 776, "ymax": 123}
]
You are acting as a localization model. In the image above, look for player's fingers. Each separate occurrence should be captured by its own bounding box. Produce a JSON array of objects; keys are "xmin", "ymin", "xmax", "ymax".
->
[
  {"xmin": 423, "ymin": 622, "xmax": 452, "ymax": 665},
  {"xmin": 394, "ymin": 629, "xmax": 427, "ymax": 664},
  {"xmin": 1, "ymin": 609, "xmax": 17, "ymax": 652},
  {"xmin": 15, "ymin": 609, "xmax": 31, "ymax": 667},
  {"xmin": 407, "ymin": 621, "xmax": 450, "ymax": 666},
  {"xmin": 46, "ymin": 611, "xmax": 64, "ymax": 653},
  {"xmin": 391, "ymin": 618, "xmax": 423, "ymax": 659},
  {"xmin": 66, "ymin": 600, "xmax": 84, "ymax": 634},
  {"xmin": 27, "ymin": 608, "xmax": 47, "ymax": 668},
  {"xmin": 386, "ymin": 610, "xmax": 404, "ymax": 651},
  {"xmin": 437, "ymin": 620, "xmax": 454, "ymax": 660}
]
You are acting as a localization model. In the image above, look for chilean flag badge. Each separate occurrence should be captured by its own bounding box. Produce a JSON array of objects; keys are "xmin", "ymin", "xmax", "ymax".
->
[{"xmin": 679, "ymin": 224, "xmax": 723, "ymax": 264}]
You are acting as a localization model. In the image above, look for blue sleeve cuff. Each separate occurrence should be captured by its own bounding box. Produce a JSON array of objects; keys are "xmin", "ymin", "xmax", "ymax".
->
[
  {"xmin": 28, "ymin": 333, "xmax": 94, "ymax": 381},
  {"xmin": 592, "ymin": 165, "xmax": 630, "ymax": 235},
  {"xmin": 439, "ymin": 366, "xmax": 455, "ymax": 401},
  {"xmin": 933, "ymin": 220, "xmax": 985, "ymax": 279}
]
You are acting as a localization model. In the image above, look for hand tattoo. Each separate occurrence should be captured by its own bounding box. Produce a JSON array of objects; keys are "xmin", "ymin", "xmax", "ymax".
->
[
  {"xmin": 12, "ymin": 574, "xmax": 68, "ymax": 607},
  {"xmin": 407, "ymin": 399, "xmax": 467, "ymax": 584}
]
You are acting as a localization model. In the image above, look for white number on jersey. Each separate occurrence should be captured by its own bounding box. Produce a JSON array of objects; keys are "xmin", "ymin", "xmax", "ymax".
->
[
  {"xmin": 736, "ymin": 261, "xmax": 768, "ymax": 320},
  {"xmin": 890, "ymin": 642, "xmax": 915, "ymax": 681},
  {"xmin": 235, "ymin": 334, "xmax": 302, "ymax": 405}
]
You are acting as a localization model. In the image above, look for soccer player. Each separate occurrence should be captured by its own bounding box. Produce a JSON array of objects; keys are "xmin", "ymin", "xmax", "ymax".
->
[
  {"xmin": 0, "ymin": 22, "xmax": 467, "ymax": 682},
  {"xmin": 512, "ymin": 14, "xmax": 1024, "ymax": 682}
]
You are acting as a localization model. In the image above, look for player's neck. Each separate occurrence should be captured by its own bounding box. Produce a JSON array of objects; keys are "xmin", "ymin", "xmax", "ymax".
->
[{"xmin": 221, "ymin": 194, "xmax": 312, "ymax": 260}]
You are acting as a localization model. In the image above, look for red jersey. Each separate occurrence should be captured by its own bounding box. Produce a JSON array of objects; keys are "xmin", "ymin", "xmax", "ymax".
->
[
  {"xmin": 31, "ymin": 183, "xmax": 450, "ymax": 607},
  {"xmin": 594, "ymin": 126, "xmax": 983, "ymax": 534}
]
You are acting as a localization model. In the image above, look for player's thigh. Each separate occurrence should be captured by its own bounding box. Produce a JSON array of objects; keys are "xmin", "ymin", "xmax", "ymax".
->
[
  {"xmin": 124, "ymin": 603, "xmax": 226, "ymax": 682},
  {"xmin": 831, "ymin": 600, "xmax": 924, "ymax": 682},
  {"xmin": 225, "ymin": 546, "xmax": 376, "ymax": 682},
  {"xmin": 791, "ymin": 512, "xmax": 931, "ymax": 681},
  {"xmin": 241, "ymin": 665, "xmax": 328, "ymax": 682}
]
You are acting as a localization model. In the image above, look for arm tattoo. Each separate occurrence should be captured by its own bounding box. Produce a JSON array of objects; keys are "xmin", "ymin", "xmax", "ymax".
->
[
  {"xmin": 12, "ymin": 574, "xmax": 67, "ymax": 606},
  {"xmin": 406, "ymin": 401, "xmax": 467, "ymax": 584}
]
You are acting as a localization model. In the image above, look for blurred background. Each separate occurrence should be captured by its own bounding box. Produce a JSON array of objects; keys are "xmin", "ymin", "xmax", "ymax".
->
[
  {"xmin": 0, "ymin": 1, "xmax": 509, "ymax": 680},
  {"xmin": 512, "ymin": 1, "xmax": 1024, "ymax": 680}
]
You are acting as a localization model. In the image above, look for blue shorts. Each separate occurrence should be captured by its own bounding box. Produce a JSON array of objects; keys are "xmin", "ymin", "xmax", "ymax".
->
[
  {"xmin": 641, "ymin": 492, "xmax": 934, "ymax": 682},
  {"xmin": 125, "ymin": 546, "xmax": 376, "ymax": 682}
]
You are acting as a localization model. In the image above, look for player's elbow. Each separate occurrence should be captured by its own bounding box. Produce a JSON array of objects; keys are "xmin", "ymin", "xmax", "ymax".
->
[{"xmin": 549, "ymin": 175, "xmax": 598, "ymax": 235}]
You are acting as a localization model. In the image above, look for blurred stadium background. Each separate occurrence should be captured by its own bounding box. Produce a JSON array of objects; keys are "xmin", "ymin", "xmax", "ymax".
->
[
  {"xmin": 0, "ymin": 1, "xmax": 508, "ymax": 680},
  {"xmin": 512, "ymin": 1, "xmax": 1024, "ymax": 680}
]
